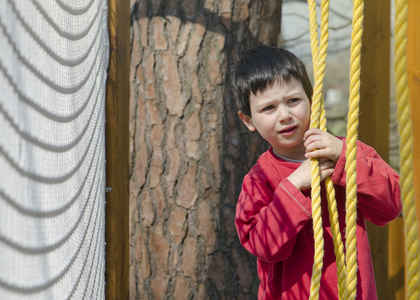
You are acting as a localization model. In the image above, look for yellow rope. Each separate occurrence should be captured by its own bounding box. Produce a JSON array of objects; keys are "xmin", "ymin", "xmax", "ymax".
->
[
  {"xmin": 394, "ymin": 0, "xmax": 420, "ymax": 299},
  {"xmin": 307, "ymin": 0, "xmax": 420, "ymax": 299},
  {"xmin": 344, "ymin": 0, "xmax": 364, "ymax": 299},
  {"xmin": 319, "ymin": 91, "xmax": 347, "ymax": 300},
  {"xmin": 307, "ymin": 0, "xmax": 366, "ymax": 298},
  {"xmin": 317, "ymin": 14, "xmax": 347, "ymax": 300},
  {"xmin": 307, "ymin": 0, "xmax": 326, "ymax": 298},
  {"xmin": 307, "ymin": 0, "xmax": 346, "ymax": 299}
]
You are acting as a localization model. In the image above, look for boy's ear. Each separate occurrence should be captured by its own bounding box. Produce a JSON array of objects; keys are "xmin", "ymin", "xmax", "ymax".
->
[{"xmin": 238, "ymin": 111, "xmax": 256, "ymax": 131}]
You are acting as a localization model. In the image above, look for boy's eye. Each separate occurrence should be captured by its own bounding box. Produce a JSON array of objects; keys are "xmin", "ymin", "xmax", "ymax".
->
[
  {"xmin": 288, "ymin": 98, "xmax": 300, "ymax": 103},
  {"xmin": 262, "ymin": 105, "xmax": 274, "ymax": 111}
]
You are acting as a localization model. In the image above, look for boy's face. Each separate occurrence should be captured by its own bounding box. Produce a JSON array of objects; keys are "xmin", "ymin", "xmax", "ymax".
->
[{"xmin": 239, "ymin": 77, "xmax": 311, "ymax": 160}]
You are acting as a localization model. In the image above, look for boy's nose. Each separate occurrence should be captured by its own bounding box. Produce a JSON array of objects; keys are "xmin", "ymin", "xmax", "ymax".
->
[{"xmin": 278, "ymin": 109, "xmax": 292, "ymax": 121}]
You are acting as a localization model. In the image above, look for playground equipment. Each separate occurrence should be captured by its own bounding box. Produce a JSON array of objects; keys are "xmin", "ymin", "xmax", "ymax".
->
[
  {"xmin": 0, "ymin": 1, "xmax": 109, "ymax": 298},
  {"xmin": 307, "ymin": 0, "xmax": 420, "ymax": 299}
]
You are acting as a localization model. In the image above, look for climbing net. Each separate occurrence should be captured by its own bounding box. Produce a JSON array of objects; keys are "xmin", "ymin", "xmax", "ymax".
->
[
  {"xmin": 0, "ymin": 1, "xmax": 109, "ymax": 299},
  {"xmin": 307, "ymin": 0, "xmax": 420, "ymax": 299}
]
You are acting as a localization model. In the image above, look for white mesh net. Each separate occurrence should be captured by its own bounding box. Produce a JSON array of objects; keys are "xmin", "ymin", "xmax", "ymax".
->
[{"xmin": 0, "ymin": 0, "xmax": 108, "ymax": 299}]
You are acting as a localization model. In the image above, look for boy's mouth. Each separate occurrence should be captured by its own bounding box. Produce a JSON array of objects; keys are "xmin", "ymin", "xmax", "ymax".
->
[{"xmin": 279, "ymin": 126, "xmax": 297, "ymax": 135}]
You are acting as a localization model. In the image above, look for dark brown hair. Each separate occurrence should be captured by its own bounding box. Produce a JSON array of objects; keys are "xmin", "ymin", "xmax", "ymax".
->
[{"xmin": 230, "ymin": 46, "xmax": 313, "ymax": 116}]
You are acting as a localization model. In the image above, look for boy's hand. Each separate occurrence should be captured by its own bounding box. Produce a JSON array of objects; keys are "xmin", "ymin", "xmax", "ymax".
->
[
  {"xmin": 303, "ymin": 128, "xmax": 343, "ymax": 162},
  {"xmin": 287, "ymin": 129, "xmax": 342, "ymax": 191},
  {"xmin": 287, "ymin": 158, "xmax": 336, "ymax": 191}
]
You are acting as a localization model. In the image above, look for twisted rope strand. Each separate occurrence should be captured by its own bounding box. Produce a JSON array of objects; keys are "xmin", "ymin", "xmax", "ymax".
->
[
  {"xmin": 318, "ymin": 35, "xmax": 347, "ymax": 300},
  {"xmin": 317, "ymin": 8, "xmax": 347, "ymax": 300},
  {"xmin": 394, "ymin": 0, "xmax": 420, "ymax": 299},
  {"xmin": 307, "ymin": 0, "xmax": 324, "ymax": 297},
  {"xmin": 344, "ymin": 1, "xmax": 364, "ymax": 299},
  {"xmin": 321, "ymin": 100, "xmax": 347, "ymax": 300},
  {"xmin": 306, "ymin": 0, "xmax": 336, "ymax": 298}
]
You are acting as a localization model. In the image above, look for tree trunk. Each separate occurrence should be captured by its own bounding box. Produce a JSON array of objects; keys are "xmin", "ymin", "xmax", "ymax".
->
[{"xmin": 129, "ymin": 0, "xmax": 282, "ymax": 298}]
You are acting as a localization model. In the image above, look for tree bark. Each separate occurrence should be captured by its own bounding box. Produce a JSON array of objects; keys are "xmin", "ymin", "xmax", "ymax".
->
[{"xmin": 129, "ymin": 0, "xmax": 281, "ymax": 298}]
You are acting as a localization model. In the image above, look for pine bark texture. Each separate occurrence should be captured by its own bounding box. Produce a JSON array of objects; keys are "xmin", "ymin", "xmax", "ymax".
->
[{"xmin": 129, "ymin": 0, "xmax": 281, "ymax": 298}]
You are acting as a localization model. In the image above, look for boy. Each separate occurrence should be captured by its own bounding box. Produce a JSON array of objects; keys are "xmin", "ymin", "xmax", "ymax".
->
[{"xmin": 230, "ymin": 46, "xmax": 401, "ymax": 299}]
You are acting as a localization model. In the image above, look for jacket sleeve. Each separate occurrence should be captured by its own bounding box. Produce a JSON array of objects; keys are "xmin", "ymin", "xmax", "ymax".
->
[
  {"xmin": 331, "ymin": 140, "xmax": 402, "ymax": 227},
  {"xmin": 235, "ymin": 175, "xmax": 312, "ymax": 262}
]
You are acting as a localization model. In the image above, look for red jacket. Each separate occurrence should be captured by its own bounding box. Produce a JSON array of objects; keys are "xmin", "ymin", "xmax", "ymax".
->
[{"xmin": 235, "ymin": 140, "xmax": 401, "ymax": 299}]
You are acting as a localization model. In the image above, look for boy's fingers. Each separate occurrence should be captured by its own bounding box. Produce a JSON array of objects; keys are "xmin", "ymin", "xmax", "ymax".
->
[
  {"xmin": 304, "ymin": 133, "xmax": 330, "ymax": 148},
  {"xmin": 305, "ymin": 149, "xmax": 326, "ymax": 158},
  {"xmin": 305, "ymin": 140, "xmax": 326, "ymax": 151},
  {"xmin": 303, "ymin": 128, "xmax": 323, "ymax": 140},
  {"xmin": 319, "ymin": 162, "xmax": 335, "ymax": 178}
]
